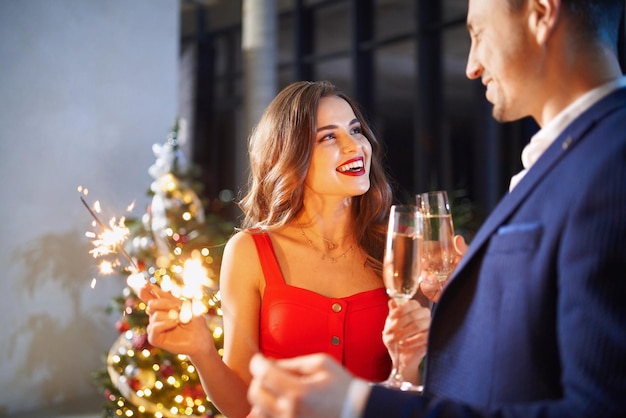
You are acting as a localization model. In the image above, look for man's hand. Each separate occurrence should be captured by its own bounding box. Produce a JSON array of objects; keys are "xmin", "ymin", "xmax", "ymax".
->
[{"xmin": 248, "ymin": 353, "xmax": 357, "ymax": 418}]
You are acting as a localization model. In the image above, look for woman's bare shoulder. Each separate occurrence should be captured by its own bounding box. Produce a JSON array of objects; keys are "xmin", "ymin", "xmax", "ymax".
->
[
  {"xmin": 219, "ymin": 229, "xmax": 265, "ymax": 295},
  {"xmin": 223, "ymin": 228, "xmax": 264, "ymax": 256}
]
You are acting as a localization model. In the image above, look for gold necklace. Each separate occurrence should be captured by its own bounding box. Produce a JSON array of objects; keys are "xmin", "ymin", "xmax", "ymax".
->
[
  {"xmin": 297, "ymin": 222, "xmax": 353, "ymax": 263},
  {"xmin": 322, "ymin": 238, "xmax": 338, "ymax": 251}
]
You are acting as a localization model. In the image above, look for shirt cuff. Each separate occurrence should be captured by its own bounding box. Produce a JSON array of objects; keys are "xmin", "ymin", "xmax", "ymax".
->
[{"xmin": 340, "ymin": 378, "xmax": 372, "ymax": 418}]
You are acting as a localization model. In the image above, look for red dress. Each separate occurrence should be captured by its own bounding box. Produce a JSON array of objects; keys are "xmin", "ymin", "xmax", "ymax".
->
[{"xmin": 251, "ymin": 231, "xmax": 392, "ymax": 382}]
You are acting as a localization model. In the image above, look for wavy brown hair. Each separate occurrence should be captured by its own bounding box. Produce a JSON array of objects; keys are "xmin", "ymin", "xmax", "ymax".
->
[{"xmin": 238, "ymin": 80, "xmax": 393, "ymax": 273}]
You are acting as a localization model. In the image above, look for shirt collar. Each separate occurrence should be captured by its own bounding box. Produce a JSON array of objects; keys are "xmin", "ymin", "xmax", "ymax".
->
[{"xmin": 509, "ymin": 76, "xmax": 626, "ymax": 191}]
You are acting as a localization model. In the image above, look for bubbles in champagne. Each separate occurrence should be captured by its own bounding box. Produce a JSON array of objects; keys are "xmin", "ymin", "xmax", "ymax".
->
[
  {"xmin": 383, "ymin": 232, "xmax": 421, "ymax": 302},
  {"xmin": 422, "ymin": 214, "xmax": 455, "ymax": 282}
]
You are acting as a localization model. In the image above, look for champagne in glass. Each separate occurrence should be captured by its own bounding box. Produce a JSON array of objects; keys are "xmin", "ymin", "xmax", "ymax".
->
[
  {"xmin": 417, "ymin": 191, "xmax": 455, "ymax": 282},
  {"xmin": 381, "ymin": 205, "xmax": 423, "ymax": 392},
  {"xmin": 384, "ymin": 231, "xmax": 422, "ymax": 303}
]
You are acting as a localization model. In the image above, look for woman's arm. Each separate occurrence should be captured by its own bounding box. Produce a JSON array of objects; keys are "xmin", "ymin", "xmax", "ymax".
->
[{"xmin": 141, "ymin": 230, "xmax": 263, "ymax": 418}]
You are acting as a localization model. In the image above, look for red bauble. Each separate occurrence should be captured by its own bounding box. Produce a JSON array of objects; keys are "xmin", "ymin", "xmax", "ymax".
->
[
  {"xmin": 131, "ymin": 333, "xmax": 152, "ymax": 351},
  {"xmin": 115, "ymin": 319, "xmax": 130, "ymax": 333},
  {"xmin": 136, "ymin": 259, "xmax": 146, "ymax": 271},
  {"xmin": 180, "ymin": 383, "xmax": 206, "ymax": 399},
  {"xmin": 103, "ymin": 389, "xmax": 114, "ymax": 401},
  {"xmin": 125, "ymin": 297, "xmax": 137, "ymax": 309},
  {"xmin": 159, "ymin": 360, "xmax": 175, "ymax": 378},
  {"xmin": 128, "ymin": 377, "xmax": 141, "ymax": 391},
  {"xmin": 181, "ymin": 383, "xmax": 205, "ymax": 400}
]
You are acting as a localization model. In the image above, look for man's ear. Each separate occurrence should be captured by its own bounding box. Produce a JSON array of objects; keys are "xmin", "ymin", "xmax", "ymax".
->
[{"xmin": 528, "ymin": 0, "xmax": 561, "ymax": 45}]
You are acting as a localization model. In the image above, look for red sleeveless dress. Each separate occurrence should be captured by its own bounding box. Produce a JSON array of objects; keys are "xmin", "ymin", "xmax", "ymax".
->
[{"xmin": 251, "ymin": 231, "xmax": 392, "ymax": 382}]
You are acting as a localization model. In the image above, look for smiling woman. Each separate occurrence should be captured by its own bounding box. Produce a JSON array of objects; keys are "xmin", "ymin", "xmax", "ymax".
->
[
  {"xmin": 306, "ymin": 95, "xmax": 372, "ymax": 198},
  {"xmin": 138, "ymin": 80, "xmax": 433, "ymax": 418}
]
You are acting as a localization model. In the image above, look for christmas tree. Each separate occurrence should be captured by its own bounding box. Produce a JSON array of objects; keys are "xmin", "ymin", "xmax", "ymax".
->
[{"xmin": 88, "ymin": 120, "xmax": 235, "ymax": 417}]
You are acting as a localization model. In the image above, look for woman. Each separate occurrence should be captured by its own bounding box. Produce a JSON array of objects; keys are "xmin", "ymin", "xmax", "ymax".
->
[{"xmin": 140, "ymin": 81, "xmax": 430, "ymax": 418}]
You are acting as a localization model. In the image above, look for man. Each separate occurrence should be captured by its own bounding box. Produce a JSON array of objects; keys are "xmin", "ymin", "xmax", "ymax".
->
[{"xmin": 246, "ymin": 0, "xmax": 626, "ymax": 416}]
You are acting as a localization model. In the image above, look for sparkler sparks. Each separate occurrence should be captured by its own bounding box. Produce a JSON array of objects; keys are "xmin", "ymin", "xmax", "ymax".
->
[
  {"xmin": 87, "ymin": 216, "xmax": 130, "ymax": 259},
  {"xmin": 81, "ymin": 195, "xmax": 136, "ymax": 269},
  {"xmin": 79, "ymin": 186, "xmax": 218, "ymax": 324},
  {"xmin": 79, "ymin": 186, "xmax": 140, "ymax": 292}
]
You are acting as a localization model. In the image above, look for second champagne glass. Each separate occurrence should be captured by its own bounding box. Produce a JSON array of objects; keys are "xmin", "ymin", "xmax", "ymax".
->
[
  {"xmin": 381, "ymin": 204, "xmax": 423, "ymax": 392},
  {"xmin": 417, "ymin": 191, "xmax": 456, "ymax": 283}
]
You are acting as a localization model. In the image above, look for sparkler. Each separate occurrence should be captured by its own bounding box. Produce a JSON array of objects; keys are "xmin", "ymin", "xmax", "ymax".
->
[
  {"xmin": 79, "ymin": 190, "xmax": 162, "ymax": 302},
  {"xmin": 81, "ymin": 195, "xmax": 137, "ymax": 270},
  {"xmin": 79, "ymin": 189, "xmax": 218, "ymax": 322}
]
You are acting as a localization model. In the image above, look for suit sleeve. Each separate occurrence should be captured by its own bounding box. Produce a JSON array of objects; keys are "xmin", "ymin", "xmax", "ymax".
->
[{"xmin": 365, "ymin": 386, "xmax": 483, "ymax": 417}]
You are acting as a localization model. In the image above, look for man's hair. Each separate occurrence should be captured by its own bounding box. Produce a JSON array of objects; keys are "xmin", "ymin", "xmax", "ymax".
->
[{"xmin": 507, "ymin": 0, "xmax": 624, "ymax": 47}]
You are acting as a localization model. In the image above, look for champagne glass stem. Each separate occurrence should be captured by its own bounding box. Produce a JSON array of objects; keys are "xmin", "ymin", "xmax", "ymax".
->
[
  {"xmin": 389, "ymin": 341, "xmax": 402, "ymax": 384},
  {"xmin": 386, "ymin": 338, "xmax": 419, "ymax": 391}
]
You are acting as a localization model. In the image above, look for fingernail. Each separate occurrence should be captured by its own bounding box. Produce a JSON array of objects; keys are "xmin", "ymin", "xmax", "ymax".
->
[
  {"xmin": 249, "ymin": 354, "xmax": 264, "ymax": 375},
  {"xmin": 252, "ymin": 354, "xmax": 272, "ymax": 377}
]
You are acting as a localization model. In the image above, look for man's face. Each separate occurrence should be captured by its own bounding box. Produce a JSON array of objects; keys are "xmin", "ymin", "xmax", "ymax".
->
[{"xmin": 465, "ymin": 0, "xmax": 539, "ymax": 122}]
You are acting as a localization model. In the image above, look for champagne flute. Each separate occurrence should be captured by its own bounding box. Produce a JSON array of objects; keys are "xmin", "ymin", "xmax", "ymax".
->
[
  {"xmin": 416, "ymin": 191, "xmax": 455, "ymax": 283},
  {"xmin": 381, "ymin": 204, "xmax": 423, "ymax": 392}
]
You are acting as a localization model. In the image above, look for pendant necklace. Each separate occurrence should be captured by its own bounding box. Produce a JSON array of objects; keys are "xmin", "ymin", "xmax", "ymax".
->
[{"xmin": 297, "ymin": 221, "xmax": 353, "ymax": 263}]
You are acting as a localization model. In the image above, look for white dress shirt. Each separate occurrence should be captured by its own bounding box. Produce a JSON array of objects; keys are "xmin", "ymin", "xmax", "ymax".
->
[{"xmin": 509, "ymin": 76, "xmax": 626, "ymax": 191}]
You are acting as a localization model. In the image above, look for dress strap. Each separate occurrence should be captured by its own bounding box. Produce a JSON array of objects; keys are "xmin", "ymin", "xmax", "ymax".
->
[{"xmin": 249, "ymin": 231, "xmax": 285, "ymax": 286}]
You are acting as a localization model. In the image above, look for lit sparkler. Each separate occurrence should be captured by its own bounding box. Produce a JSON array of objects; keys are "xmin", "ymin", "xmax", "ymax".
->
[
  {"xmin": 80, "ymin": 195, "xmax": 136, "ymax": 270},
  {"xmin": 79, "ymin": 188, "xmax": 217, "ymax": 324}
]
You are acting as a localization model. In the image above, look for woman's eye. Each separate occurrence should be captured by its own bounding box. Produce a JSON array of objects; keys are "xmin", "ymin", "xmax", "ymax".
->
[
  {"xmin": 320, "ymin": 133, "xmax": 335, "ymax": 141},
  {"xmin": 351, "ymin": 126, "xmax": 363, "ymax": 135}
]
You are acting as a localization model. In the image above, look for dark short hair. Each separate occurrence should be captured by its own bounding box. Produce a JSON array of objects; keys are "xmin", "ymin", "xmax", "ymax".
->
[{"xmin": 507, "ymin": 0, "xmax": 624, "ymax": 46}]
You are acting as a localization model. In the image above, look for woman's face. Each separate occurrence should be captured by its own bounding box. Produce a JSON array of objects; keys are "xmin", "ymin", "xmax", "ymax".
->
[{"xmin": 304, "ymin": 96, "xmax": 372, "ymax": 201}]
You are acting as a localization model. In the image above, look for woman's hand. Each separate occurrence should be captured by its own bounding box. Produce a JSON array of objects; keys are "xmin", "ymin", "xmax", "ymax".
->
[
  {"xmin": 137, "ymin": 283, "xmax": 214, "ymax": 359},
  {"xmin": 420, "ymin": 234, "xmax": 468, "ymax": 302},
  {"xmin": 382, "ymin": 299, "xmax": 431, "ymax": 384}
]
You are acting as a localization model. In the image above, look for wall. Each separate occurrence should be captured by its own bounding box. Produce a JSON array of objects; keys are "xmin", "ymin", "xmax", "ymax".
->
[{"xmin": 0, "ymin": 0, "xmax": 179, "ymax": 415}]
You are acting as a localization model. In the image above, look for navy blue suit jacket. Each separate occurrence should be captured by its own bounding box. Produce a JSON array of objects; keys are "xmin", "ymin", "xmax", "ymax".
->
[{"xmin": 365, "ymin": 87, "xmax": 626, "ymax": 417}]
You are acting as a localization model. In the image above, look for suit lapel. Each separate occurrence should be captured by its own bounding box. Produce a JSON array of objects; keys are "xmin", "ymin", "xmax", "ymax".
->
[{"xmin": 445, "ymin": 87, "xmax": 626, "ymax": 288}]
